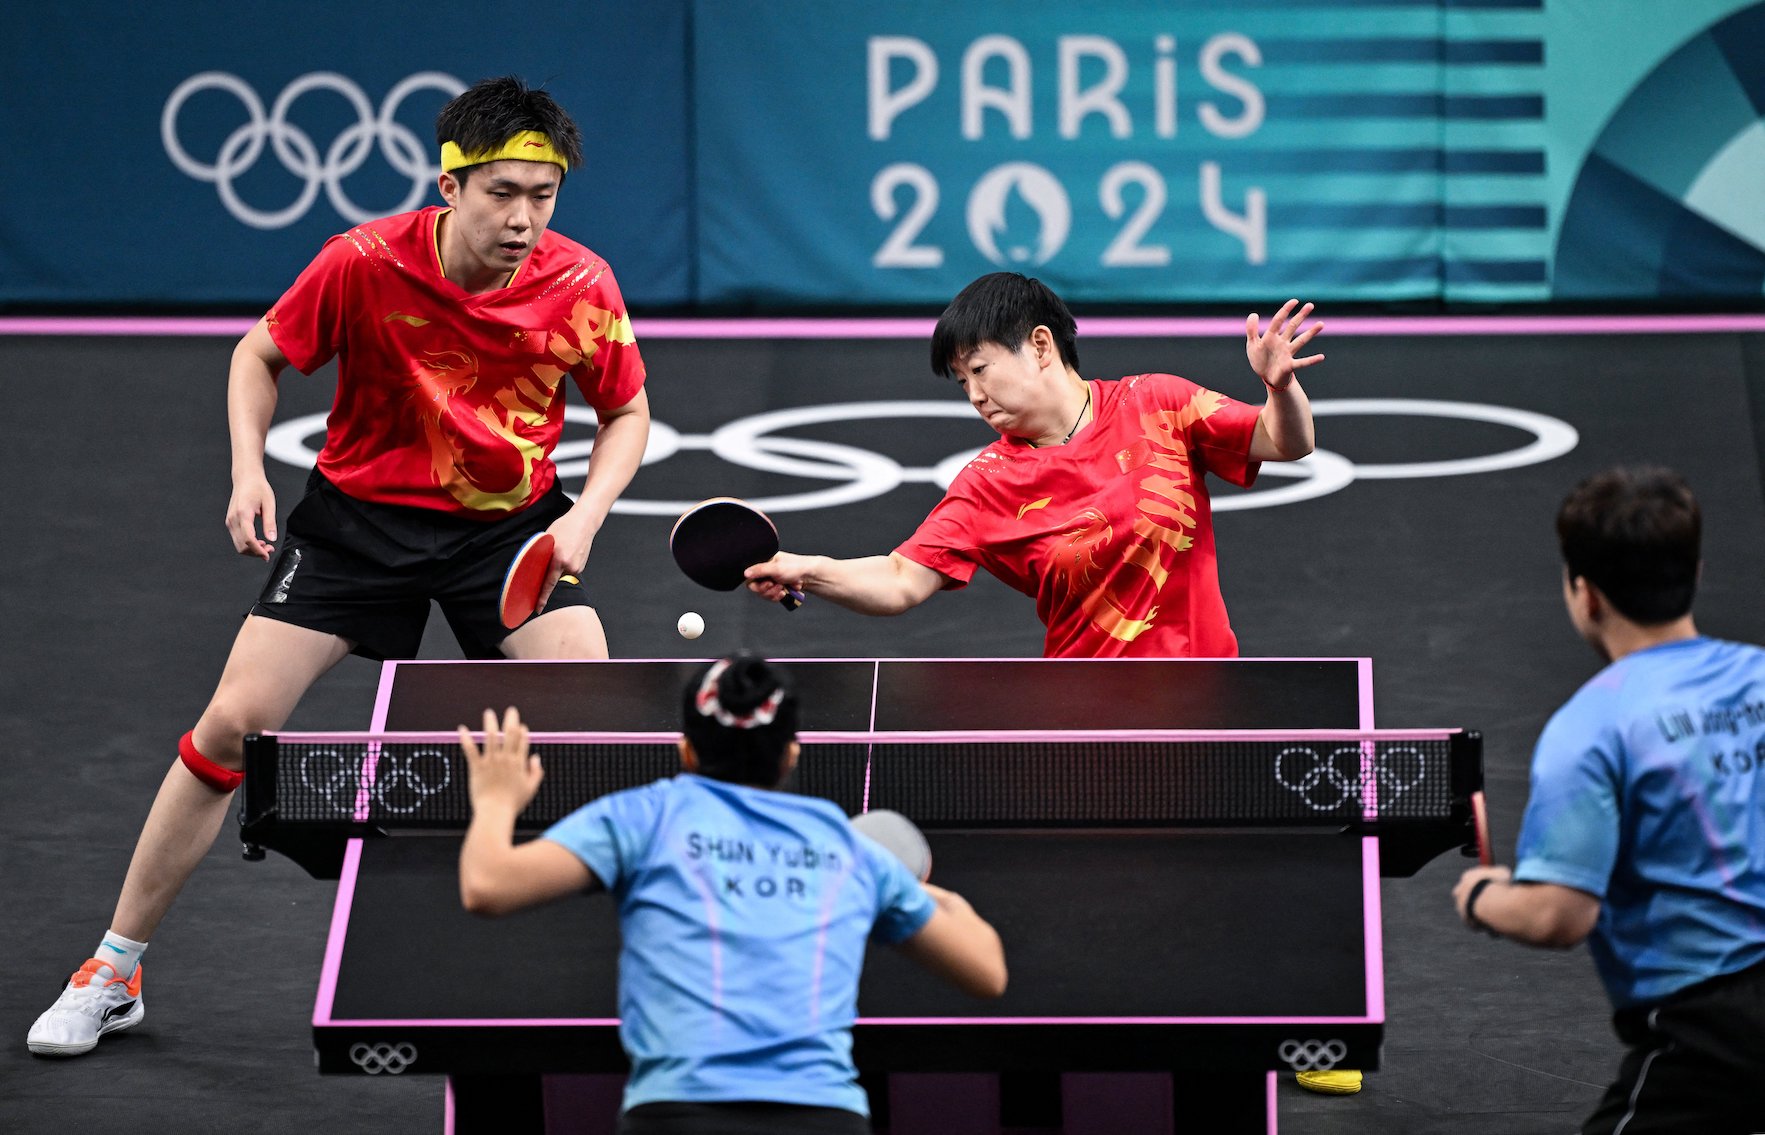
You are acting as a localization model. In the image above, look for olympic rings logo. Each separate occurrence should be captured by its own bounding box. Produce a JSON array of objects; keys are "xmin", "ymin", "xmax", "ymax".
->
[
  {"xmin": 298, "ymin": 748, "xmax": 453, "ymax": 817},
  {"xmin": 1273, "ymin": 745, "xmax": 1427, "ymax": 812},
  {"xmin": 264, "ymin": 397, "xmax": 1577, "ymax": 516},
  {"xmin": 162, "ymin": 72, "xmax": 464, "ymax": 230},
  {"xmin": 1279, "ymin": 1039, "xmax": 1348, "ymax": 1071},
  {"xmin": 349, "ymin": 1041, "xmax": 418, "ymax": 1075}
]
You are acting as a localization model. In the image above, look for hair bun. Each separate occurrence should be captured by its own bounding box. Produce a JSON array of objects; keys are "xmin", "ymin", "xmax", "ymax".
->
[
  {"xmin": 712, "ymin": 654, "xmax": 776, "ymax": 715},
  {"xmin": 681, "ymin": 655, "xmax": 800, "ymax": 787}
]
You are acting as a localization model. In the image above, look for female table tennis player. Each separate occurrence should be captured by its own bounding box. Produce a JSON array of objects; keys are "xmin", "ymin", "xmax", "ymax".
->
[
  {"xmin": 742, "ymin": 272, "xmax": 1322, "ymax": 661},
  {"xmin": 457, "ymin": 654, "xmax": 1007, "ymax": 1135}
]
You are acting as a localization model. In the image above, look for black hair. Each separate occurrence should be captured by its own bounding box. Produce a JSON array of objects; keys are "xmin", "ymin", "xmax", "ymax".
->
[
  {"xmin": 1556, "ymin": 465, "xmax": 1701, "ymax": 625},
  {"xmin": 435, "ymin": 76, "xmax": 584, "ymax": 183},
  {"xmin": 679, "ymin": 655, "xmax": 800, "ymax": 788},
  {"xmin": 930, "ymin": 272, "xmax": 1081, "ymax": 379}
]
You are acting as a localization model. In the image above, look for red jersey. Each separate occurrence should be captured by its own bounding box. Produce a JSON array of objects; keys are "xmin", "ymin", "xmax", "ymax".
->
[
  {"xmin": 895, "ymin": 374, "xmax": 1261, "ymax": 658},
  {"xmin": 266, "ymin": 206, "xmax": 647, "ymax": 517}
]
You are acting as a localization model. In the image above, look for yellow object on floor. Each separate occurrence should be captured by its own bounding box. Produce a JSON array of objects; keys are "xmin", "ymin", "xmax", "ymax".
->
[{"xmin": 1295, "ymin": 1069, "xmax": 1363, "ymax": 1095}]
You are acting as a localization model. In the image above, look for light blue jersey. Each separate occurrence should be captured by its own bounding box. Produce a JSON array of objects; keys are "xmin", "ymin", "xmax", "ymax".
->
[
  {"xmin": 542, "ymin": 774, "xmax": 935, "ymax": 1114},
  {"xmin": 1514, "ymin": 636, "xmax": 1765, "ymax": 1007}
]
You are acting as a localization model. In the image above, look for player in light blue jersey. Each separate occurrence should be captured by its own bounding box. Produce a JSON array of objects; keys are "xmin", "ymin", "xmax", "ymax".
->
[
  {"xmin": 1453, "ymin": 466, "xmax": 1765, "ymax": 1135},
  {"xmin": 456, "ymin": 655, "xmax": 1007, "ymax": 1135}
]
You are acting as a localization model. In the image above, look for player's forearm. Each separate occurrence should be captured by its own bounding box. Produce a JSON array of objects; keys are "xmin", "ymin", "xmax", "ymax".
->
[
  {"xmin": 227, "ymin": 320, "xmax": 290, "ymax": 480},
  {"xmin": 569, "ymin": 396, "xmax": 650, "ymax": 530},
  {"xmin": 227, "ymin": 351, "xmax": 282, "ymax": 480},
  {"xmin": 1257, "ymin": 379, "xmax": 1314, "ymax": 461},
  {"xmin": 898, "ymin": 888, "xmax": 1009, "ymax": 998},
  {"xmin": 801, "ymin": 554, "xmax": 937, "ymax": 615},
  {"xmin": 1469, "ymin": 880, "xmax": 1598, "ymax": 948},
  {"xmin": 930, "ymin": 888, "xmax": 1009, "ymax": 998},
  {"xmin": 458, "ymin": 802, "xmax": 524, "ymax": 916}
]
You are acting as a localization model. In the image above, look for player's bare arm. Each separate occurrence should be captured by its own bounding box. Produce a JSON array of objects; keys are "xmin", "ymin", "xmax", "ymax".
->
[
  {"xmin": 894, "ymin": 882, "xmax": 1009, "ymax": 998},
  {"xmin": 539, "ymin": 388, "xmax": 651, "ymax": 608},
  {"xmin": 226, "ymin": 318, "xmax": 291, "ymax": 560},
  {"xmin": 745, "ymin": 551, "xmax": 945, "ymax": 616},
  {"xmin": 1246, "ymin": 298, "xmax": 1322, "ymax": 463},
  {"xmin": 1453, "ymin": 865, "xmax": 1601, "ymax": 948},
  {"xmin": 459, "ymin": 706, "xmax": 598, "ymax": 916}
]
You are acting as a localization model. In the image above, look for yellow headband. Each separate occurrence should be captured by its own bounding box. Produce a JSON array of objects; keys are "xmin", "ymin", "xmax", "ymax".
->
[{"xmin": 440, "ymin": 130, "xmax": 569, "ymax": 174}]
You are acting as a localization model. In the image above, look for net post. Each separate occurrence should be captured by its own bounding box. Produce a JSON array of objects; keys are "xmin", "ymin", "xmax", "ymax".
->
[{"xmin": 238, "ymin": 732, "xmax": 278, "ymax": 861}]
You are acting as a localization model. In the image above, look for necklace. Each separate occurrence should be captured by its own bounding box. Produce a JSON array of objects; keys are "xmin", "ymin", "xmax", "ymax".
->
[
  {"xmin": 1040, "ymin": 383, "xmax": 1090, "ymax": 447},
  {"xmin": 1024, "ymin": 383, "xmax": 1092, "ymax": 448},
  {"xmin": 1063, "ymin": 383, "xmax": 1092, "ymax": 443}
]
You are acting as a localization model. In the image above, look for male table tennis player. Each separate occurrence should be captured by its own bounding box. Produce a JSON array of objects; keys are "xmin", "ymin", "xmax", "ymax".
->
[
  {"xmin": 28, "ymin": 76, "xmax": 650, "ymax": 1057},
  {"xmin": 746, "ymin": 274, "xmax": 1360, "ymax": 1094},
  {"xmin": 458, "ymin": 655, "xmax": 1008, "ymax": 1134},
  {"xmin": 1453, "ymin": 466, "xmax": 1765, "ymax": 1134}
]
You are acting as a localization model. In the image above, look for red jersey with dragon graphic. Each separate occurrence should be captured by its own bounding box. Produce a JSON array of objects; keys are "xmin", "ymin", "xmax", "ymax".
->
[
  {"xmin": 265, "ymin": 206, "xmax": 646, "ymax": 517},
  {"xmin": 895, "ymin": 373, "xmax": 1261, "ymax": 657}
]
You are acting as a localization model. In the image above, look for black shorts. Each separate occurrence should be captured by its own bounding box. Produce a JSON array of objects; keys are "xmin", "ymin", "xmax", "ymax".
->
[
  {"xmin": 249, "ymin": 472, "xmax": 591, "ymax": 661},
  {"xmin": 1583, "ymin": 958, "xmax": 1765, "ymax": 1135},
  {"xmin": 617, "ymin": 1102, "xmax": 870, "ymax": 1135}
]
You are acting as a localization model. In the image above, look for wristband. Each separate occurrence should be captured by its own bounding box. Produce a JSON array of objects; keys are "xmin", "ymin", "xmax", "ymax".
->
[{"xmin": 1464, "ymin": 877, "xmax": 1501, "ymax": 938}]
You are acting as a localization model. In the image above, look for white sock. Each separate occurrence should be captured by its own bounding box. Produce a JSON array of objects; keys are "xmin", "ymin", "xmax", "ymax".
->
[{"xmin": 93, "ymin": 929, "xmax": 148, "ymax": 980}]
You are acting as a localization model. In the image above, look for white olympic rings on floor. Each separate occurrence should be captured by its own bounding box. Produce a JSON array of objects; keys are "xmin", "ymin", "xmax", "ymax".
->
[
  {"xmin": 263, "ymin": 397, "xmax": 1577, "ymax": 516},
  {"xmin": 162, "ymin": 71, "xmax": 464, "ymax": 230}
]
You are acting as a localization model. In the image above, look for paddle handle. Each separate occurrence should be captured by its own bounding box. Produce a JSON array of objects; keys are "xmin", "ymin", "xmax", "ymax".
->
[
  {"xmin": 779, "ymin": 589, "xmax": 803, "ymax": 612},
  {"xmin": 1469, "ymin": 790, "xmax": 1492, "ymax": 866}
]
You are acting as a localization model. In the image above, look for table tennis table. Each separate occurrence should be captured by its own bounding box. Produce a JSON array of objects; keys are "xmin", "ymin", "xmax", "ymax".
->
[{"xmin": 241, "ymin": 658, "xmax": 1482, "ymax": 1134}]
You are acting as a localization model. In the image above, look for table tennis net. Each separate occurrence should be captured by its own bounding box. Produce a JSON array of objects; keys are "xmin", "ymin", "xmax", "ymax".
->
[{"xmin": 244, "ymin": 728, "xmax": 1477, "ymax": 830}]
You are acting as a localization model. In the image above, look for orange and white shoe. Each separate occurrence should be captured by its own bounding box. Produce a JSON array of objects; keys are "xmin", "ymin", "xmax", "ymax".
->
[{"xmin": 27, "ymin": 960, "xmax": 144, "ymax": 1056}]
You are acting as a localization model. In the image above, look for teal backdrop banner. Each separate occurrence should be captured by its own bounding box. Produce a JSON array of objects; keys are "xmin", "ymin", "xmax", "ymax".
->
[
  {"xmin": 1, "ymin": 0, "xmax": 1761, "ymax": 308},
  {"xmin": 0, "ymin": 1, "xmax": 692, "ymax": 309},
  {"xmin": 693, "ymin": 0, "xmax": 1765, "ymax": 306}
]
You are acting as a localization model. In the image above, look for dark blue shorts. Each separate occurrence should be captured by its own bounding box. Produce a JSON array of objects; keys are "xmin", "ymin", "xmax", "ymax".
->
[
  {"xmin": 617, "ymin": 1101, "xmax": 869, "ymax": 1135},
  {"xmin": 249, "ymin": 471, "xmax": 591, "ymax": 661}
]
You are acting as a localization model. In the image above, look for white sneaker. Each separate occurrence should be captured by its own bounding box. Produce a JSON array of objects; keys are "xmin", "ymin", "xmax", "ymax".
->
[{"xmin": 27, "ymin": 959, "xmax": 144, "ymax": 1056}]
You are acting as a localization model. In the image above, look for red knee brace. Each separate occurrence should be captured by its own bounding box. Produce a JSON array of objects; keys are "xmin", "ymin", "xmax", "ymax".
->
[{"xmin": 179, "ymin": 731, "xmax": 243, "ymax": 793}]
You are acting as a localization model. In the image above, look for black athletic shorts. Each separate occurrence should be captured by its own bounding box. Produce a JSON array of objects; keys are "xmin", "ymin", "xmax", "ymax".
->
[
  {"xmin": 1582, "ymin": 957, "xmax": 1765, "ymax": 1135},
  {"xmin": 617, "ymin": 1101, "xmax": 870, "ymax": 1135},
  {"xmin": 249, "ymin": 471, "xmax": 591, "ymax": 661}
]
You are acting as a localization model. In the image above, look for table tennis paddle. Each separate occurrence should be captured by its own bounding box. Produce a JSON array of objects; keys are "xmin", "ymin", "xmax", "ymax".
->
[
  {"xmin": 669, "ymin": 497, "xmax": 802, "ymax": 611},
  {"xmin": 1468, "ymin": 789, "xmax": 1493, "ymax": 867},
  {"xmin": 852, "ymin": 809, "xmax": 932, "ymax": 882},
  {"xmin": 499, "ymin": 533, "xmax": 556, "ymax": 629}
]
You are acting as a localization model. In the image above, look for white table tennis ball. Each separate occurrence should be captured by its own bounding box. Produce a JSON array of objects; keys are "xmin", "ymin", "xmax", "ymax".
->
[{"xmin": 677, "ymin": 612, "xmax": 705, "ymax": 640}]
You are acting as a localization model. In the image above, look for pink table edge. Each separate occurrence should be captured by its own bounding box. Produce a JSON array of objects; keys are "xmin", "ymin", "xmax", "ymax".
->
[{"xmin": 315, "ymin": 654, "xmax": 1385, "ymax": 1135}]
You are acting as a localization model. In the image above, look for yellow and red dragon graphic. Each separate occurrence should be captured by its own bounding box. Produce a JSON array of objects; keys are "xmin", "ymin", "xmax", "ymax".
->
[
  {"xmin": 404, "ymin": 297, "xmax": 636, "ymax": 513},
  {"xmin": 1047, "ymin": 387, "xmax": 1227, "ymax": 642}
]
